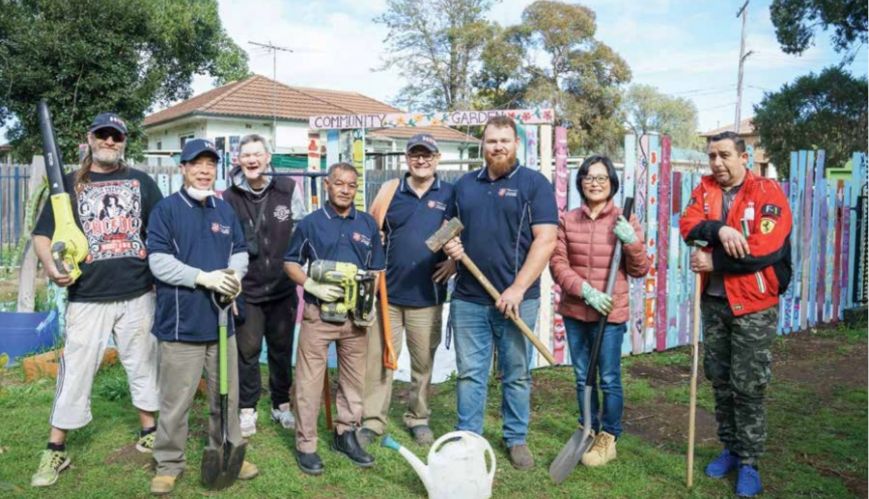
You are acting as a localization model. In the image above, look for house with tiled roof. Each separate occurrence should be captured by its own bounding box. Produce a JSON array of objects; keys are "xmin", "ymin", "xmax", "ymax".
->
[
  {"xmin": 142, "ymin": 74, "xmax": 478, "ymax": 170},
  {"xmin": 699, "ymin": 118, "xmax": 773, "ymax": 177}
]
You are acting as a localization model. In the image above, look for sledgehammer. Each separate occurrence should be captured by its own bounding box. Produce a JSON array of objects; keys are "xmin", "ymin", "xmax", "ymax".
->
[{"xmin": 426, "ymin": 218, "xmax": 556, "ymax": 365}]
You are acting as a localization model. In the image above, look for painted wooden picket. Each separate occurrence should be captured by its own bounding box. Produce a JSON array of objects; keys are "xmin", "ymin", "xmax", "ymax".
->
[{"xmin": 579, "ymin": 136, "xmax": 866, "ymax": 359}]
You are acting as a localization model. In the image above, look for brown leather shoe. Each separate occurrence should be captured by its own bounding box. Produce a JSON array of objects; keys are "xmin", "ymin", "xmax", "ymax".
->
[{"xmin": 508, "ymin": 444, "xmax": 535, "ymax": 470}]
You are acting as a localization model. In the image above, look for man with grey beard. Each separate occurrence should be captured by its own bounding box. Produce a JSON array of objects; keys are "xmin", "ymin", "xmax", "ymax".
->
[{"xmin": 30, "ymin": 112, "xmax": 164, "ymax": 487}]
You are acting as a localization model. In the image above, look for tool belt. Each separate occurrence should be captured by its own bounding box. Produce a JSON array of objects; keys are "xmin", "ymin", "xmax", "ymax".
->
[{"xmin": 307, "ymin": 260, "xmax": 377, "ymax": 327}]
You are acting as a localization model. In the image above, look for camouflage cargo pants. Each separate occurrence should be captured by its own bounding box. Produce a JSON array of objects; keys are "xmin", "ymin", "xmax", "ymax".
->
[{"xmin": 702, "ymin": 296, "xmax": 778, "ymax": 466}]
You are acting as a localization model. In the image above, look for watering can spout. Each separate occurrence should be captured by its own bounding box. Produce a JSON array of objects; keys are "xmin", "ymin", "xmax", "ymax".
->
[{"xmin": 382, "ymin": 435, "xmax": 433, "ymax": 493}]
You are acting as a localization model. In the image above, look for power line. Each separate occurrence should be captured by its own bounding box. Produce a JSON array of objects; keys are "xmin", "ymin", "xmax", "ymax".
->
[
  {"xmin": 670, "ymin": 85, "xmax": 736, "ymax": 96},
  {"xmin": 699, "ymin": 101, "xmax": 738, "ymax": 111}
]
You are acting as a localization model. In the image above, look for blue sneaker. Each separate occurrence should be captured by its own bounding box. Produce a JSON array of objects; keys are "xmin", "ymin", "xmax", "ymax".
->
[
  {"xmin": 736, "ymin": 464, "xmax": 762, "ymax": 497},
  {"xmin": 705, "ymin": 449, "xmax": 739, "ymax": 478}
]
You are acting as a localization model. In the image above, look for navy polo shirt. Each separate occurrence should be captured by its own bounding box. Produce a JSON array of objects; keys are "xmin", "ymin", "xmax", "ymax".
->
[
  {"xmin": 384, "ymin": 174, "xmax": 455, "ymax": 307},
  {"xmin": 453, "ymin": 163, "xmax": 558, "ymax": 305},
  {"xmin": 147, "ymin": 190, "xmax": 247, "ymax": 342},
  {"xmin": 284, "ymin": 203, "xmax": 385, "ymax": 305}
]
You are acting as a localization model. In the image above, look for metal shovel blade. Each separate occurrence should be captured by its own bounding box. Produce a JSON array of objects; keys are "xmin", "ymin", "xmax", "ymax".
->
[
  {"xmin": 201, "ymin": 436, "xmax": 246, "ymax": 490},
  {"xmin": 549, "ymin": 388, "xmax": 595, "ymax": 484},
  {"xmin": 549, "ymin": 429, "xmax": 594, "ymax": 484}
]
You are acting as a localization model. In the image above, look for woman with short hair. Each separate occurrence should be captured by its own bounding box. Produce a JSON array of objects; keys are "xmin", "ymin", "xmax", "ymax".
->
[{"xmin": 549, "ymin": 155, "xmax": 650, "ymax": 467}]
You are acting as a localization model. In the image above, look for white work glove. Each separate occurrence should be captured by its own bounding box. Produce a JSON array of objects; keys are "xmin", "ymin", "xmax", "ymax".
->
[
  {"xmin": 303, "ymin": 278, "xmax": 343, "ymax": 302},
  {"xmin": 196, "ymin": 269, "xmax": 241, "ymax": 299}
]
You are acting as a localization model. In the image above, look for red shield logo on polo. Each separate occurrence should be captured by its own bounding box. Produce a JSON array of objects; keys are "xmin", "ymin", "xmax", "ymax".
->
[
  {"xmin": 211, "ymin": 223, "xmax": 220, "ymax": 233},
  {"xmin": 499, "ymin": 188, "xmax": 506, "ymax": 197},
  {"xmin": 428, "ymin": 200, "xmax": 436, "ymax": 208},
  {"xmin": 352, "ymin": 232, "xmax": 361, "ymax": 241}
]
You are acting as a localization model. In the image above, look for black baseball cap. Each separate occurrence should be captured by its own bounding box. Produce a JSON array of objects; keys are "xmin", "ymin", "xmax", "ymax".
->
[
  {"xmin": 406, "ymin": 133, "xmax": 439, "ymax": 153},
  {"xmin": 89, "ymin": 112, "xmax": 128, "ymax": 135},
  {"xmin": 180, "ymin": 138, "xmax": 220, "ymax": 164}
]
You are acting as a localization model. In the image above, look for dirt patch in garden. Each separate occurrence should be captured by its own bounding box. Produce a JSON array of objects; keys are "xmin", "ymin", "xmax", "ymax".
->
[
  {"xmin": 627, "ymin": 328, "xmax": 867, "ymax": 408},
  {"xmin": 771, "ymin": 329, "xmax": 867, "ymax": 399},
  {"xmin": 794, "ymin": 452, "xmax": 867, "ymax": 499},
  {"xmin": 625, "ymin": 326, "xmax": 867, "ymax": 498},
  {"xmin": 623, "ymin": 402, "xmax": 719, "ymax": 448},
  {"xmin": 104, "ymin": 443, "xmax": 154, "ymax": 470}
]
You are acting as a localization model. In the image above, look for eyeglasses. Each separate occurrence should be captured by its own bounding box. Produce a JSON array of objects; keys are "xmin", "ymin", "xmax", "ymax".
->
[
  {"xmin": 581, "ymin": 175, "xmax": 610, "ymax": 185},
  {"xmin": 94, "ymin": 129, "xmax": 126, "ymax": 142},
  {"xmin": 407, "ymin": 153, "xmax": 435, "ymax": 162}
]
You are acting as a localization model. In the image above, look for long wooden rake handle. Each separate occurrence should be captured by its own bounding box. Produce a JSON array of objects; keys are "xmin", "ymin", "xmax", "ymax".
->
[{"xmin": 687, "ymin": 272, "xmax": 702, "ymax": 488}]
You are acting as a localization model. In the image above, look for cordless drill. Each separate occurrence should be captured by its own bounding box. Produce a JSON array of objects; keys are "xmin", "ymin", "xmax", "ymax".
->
[{"xmin": 307, "ymin": 260, "xmax": 377, "ymax": 326}]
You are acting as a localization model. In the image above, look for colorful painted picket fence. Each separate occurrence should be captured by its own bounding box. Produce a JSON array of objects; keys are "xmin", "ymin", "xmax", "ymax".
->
[
  {"xmin": 596, "ymin": 136, "xmax": 867, "ymax": 359},
  {"xmin": 778, "ymin": 151, "xmax": 867, "ymax": 332}
]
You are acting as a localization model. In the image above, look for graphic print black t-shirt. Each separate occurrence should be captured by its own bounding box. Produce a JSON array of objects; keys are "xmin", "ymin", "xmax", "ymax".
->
[{"xmin": 32, "ymin": 167, "xmax": 164, "ymax": 302}]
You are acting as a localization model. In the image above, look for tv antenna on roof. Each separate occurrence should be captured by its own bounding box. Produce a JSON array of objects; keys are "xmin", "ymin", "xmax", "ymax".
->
[{"xmin": 248, "ymin": 41, "xmax": 294, "ymax": 149}]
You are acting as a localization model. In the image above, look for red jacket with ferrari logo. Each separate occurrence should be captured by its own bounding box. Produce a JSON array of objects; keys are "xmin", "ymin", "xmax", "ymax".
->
[{"xmin": 679, "ymin": 171, "xmax": 793, "ymax": 316}]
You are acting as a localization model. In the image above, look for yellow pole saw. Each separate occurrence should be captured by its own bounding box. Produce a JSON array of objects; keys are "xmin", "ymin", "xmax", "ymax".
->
[{"xmin": 37, "ymin": 100, "xmax": 88, "ymax": 281}]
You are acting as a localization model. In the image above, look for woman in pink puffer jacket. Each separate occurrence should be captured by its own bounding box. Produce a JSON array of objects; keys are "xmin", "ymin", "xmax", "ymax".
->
[{"xmin": 549, "ymin": 155, "xmax": 650, "ymax": 467}]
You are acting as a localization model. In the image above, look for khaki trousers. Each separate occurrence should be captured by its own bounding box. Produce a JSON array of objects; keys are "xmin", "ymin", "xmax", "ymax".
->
[
  {"xmin": 153, "ymin": 336, "xmax": 241, "ymax": 477},
  {"xmin": 293, "ymin": 303, "xmax": 367, "ymax": 453},
  {"xmin": 362, "ymin": 304, "xmax": 442, "ymax": 434}
]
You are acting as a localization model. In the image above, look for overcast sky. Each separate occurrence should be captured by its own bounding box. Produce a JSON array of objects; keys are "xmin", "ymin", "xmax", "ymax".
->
[{"xmin": 2, "ymin": 0, "xmax": 865, "ymax": 142}]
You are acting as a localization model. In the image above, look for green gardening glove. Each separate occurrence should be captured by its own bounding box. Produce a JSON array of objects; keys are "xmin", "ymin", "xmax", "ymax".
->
[
  {"xmin": 581, "ymin": 281, "xmax": 614, "ymax": 315},
  {"xmin": 613, "ymin": 216, "xmax": 637, "ymax": 245}
]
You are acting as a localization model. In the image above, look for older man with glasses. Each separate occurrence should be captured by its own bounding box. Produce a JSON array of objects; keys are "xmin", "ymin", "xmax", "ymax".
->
[{"xmin": 359, "ymin": 134, "xmax": 456, "ymax": 447}]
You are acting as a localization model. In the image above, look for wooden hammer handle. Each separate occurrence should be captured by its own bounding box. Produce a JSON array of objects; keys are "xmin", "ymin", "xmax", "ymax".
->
[{"xmin": 459, "ymin": 255, "xmax": 556, "ymax": 365}]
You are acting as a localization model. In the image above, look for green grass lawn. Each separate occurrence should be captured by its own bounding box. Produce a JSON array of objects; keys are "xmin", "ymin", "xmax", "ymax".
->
[{"xmin": 0, "ymin": 323, "xmax": 865, "ymax": 498}]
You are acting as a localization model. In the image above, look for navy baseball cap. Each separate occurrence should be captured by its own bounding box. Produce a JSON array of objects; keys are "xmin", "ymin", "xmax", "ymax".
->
[
  {"xmin": 406, "ymin": 133, "xmax": 439, "ymax": 153},
  {"xmin": 89, "ymin": 112, "xmax": 128, "ymax": 135},
  {"xmin": 180, "ymin": 138, "xmax": 220, "ymax": 164}
]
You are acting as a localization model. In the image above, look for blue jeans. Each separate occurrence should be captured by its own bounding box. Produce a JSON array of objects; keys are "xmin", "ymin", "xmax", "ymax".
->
[
  {"xmin": 451, "ymin": 298, "xmax": 539, "ymax": 447},
  {"xmin": 564, "ymin": 318, "xmax": 626, "ymax": 437}
]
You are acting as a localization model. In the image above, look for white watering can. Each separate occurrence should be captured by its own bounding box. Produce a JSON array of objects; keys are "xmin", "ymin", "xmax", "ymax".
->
[{"xmin": 382, "ymin": 431, "xmax": 496, "ymax": 499}]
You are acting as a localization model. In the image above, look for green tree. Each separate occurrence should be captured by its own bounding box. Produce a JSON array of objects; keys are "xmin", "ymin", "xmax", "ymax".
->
[
  {"xmin": 770, "ymin": 0, "xmax": 867, "ymax": 57},
  {"xmin": 0, "ymin": 0, "xmax": 249, "ymax": 162},
  {"xmin": 752, "ymin": 66, "xmax": 867, "ymax": 178},
  {"xmin": 622, "ymin": 84, "xmax": 703, "ymax": 150},
  {"xmin": 476, "ymin": 0, "xmax": 631, "ymax": 156},
  {"xmin": 375, "ymin": 0, "xmax": 494, "ymax": 111}
]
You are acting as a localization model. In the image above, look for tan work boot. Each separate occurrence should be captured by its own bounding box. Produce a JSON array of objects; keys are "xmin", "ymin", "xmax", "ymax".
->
[
  {"xmin": 508, "ymin": 444, "xmax": 535, "ymax": 470},
  {"xmin": 150, "ymin": 475, "xmax": 176, "ymax": 496},
  {"xmin": 238, "ymin": 461, "xmax": 259, "ymax": 480},
  {"xmin": 581, "ymin": 431, "xmax": 617, "ymax": 467}
]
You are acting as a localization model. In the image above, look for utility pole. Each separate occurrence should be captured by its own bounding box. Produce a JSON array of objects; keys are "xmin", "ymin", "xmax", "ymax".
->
[
  {"xmin": 734, "ymin": 0, "xmax": 754, "ymax": 133},
  {"xmin": 248, "ymin": 41, "xmax": 293, "ymax": 149}
]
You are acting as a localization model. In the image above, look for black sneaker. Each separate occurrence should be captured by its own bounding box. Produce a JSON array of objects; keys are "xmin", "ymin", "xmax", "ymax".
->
[
  {"xmin": 295, "ymin": 450, "xmax": 324, "ymax": 476},
  {"xmin": 356, "ymin": 427, "xmax": 379, "ymax": 448},
  {"xmin": 331, "ymin": 430, "xmax": 375, "ymax": 468}
]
